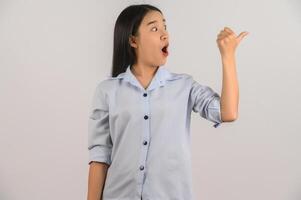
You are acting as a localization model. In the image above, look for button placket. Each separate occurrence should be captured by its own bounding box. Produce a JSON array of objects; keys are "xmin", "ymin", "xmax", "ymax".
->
[
  {"xmin": 138, "ymin": 91, "xmax": 151, "ymax": 197},
  {"xmin": 142, "ymin": 92, "xmax": 148, "ymax": 147}
]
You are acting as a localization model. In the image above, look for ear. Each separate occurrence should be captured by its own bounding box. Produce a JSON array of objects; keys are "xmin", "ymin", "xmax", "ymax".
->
[{"xmin": 129, "ymin": 35, "xmax": 138, "ymax": 48}]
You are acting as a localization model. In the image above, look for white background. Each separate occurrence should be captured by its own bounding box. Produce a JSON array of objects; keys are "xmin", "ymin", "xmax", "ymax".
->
[{"xmin": 0, "ymin": 0, "xmax": 300, "ymax": 199}]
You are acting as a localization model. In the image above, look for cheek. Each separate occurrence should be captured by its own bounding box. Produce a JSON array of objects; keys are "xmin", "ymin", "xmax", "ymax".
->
[
  {"xmin": 141, "ymin": 35, "xmax": 158, "ymax": 49},
  {"xmin": 147, "ymin": 41, "xmax": 160, "ymax": 57}
]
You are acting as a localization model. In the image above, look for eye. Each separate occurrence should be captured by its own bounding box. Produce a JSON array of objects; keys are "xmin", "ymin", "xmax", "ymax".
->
[
  {"xmin": 151, "ymin": 25, "xmax": 167, "ymax": 32},
  {"xmin": 151, "ymin": 27, "xmax": 158, "ymax": 31}
]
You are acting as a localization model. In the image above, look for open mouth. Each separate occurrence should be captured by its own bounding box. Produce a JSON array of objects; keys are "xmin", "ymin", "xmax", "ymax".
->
[{"xmin": 161, "ymin": 44, "xmax": 169, "ymax": 56}]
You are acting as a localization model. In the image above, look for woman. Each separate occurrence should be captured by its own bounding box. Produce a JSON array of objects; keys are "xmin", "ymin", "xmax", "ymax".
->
[{"xmin": 87, "ymin": 3, "xmax": 248, "ymax": 200}]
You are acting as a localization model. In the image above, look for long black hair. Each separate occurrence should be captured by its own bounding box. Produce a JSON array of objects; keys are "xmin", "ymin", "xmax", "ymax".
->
[{"xmin": 111, "ymin": 4, "xmax": 162, "ymax": 77}]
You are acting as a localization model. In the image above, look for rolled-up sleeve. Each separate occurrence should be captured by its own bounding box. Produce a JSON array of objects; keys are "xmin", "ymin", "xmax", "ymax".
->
[
  {"xmin": 88, "ymin": 83, "xmax": 113, "ymax": 165},
  {"xmin": 189, "ymin": 77, "xmax": 223, "ymax": 128}
]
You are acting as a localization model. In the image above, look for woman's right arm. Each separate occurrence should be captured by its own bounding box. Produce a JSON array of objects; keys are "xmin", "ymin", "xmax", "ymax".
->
[{"xmin": 87, "ymin": 161, "xmax": 110, "ymax": 200}]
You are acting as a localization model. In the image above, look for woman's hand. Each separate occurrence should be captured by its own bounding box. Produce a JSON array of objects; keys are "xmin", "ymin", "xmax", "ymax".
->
[{"xmin": 216, "ymin": 27, "xmax": 249, "ymax": 57}]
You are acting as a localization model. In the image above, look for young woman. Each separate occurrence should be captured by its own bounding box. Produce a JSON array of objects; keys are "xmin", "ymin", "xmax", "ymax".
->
[{"xmin": 87, "ymin": 4, "xmax": 248, "ymax": 200}]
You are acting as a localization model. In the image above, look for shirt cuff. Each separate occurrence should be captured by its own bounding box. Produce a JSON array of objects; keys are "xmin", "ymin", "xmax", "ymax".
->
[{"xmin": 88, "ymin": 145, "xmax": 112, "ymax": 165}]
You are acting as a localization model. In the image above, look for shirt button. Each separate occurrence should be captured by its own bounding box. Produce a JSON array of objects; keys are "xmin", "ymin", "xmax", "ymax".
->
[
  {"xmin": 143, "ymin": 93, "xmax": 147, "ymax": 97},
  {"xmin": 143, "ymin": 140, "xmax": 147, "ymax": 145},
  {"xmin": 144, "ymin": 115, "xmax": 148, "ymax": 120},
  {"xmin": 140, "ymin": 165, "xmax": 144, "ymax": 170}
]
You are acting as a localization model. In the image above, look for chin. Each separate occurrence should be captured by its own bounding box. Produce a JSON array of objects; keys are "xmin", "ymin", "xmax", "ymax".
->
[
  {"xmin": 161, "ymin": 61, "xmax": 167, "ymax": 66},
  {"xmin": 152, "ymin": 57, "xmax": 167, "ymax": 67},
  {"xmin": 159, "ymin": 59, "xmax": 168, "ymax": 66}
]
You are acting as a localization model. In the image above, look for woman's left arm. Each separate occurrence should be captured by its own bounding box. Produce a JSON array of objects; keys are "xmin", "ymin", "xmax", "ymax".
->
[{"xmin": 216, "ymin": 27, "xmax": 249, "ymax": 122}]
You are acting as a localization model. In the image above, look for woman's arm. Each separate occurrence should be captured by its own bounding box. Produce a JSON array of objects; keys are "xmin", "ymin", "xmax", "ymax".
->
[
  {"xmin": 220, "ymin": 54, "xmax": 239, "ymax": 121},
  {"xmin": 87, "ymin": 162, "xmax": 110, "ymax": 200},
  {"xmin": 216, "ymin": 27, "xmax": 249, "ymax": 121}
]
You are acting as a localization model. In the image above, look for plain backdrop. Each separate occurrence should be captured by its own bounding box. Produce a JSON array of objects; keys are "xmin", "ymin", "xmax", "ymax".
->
[{"xmin": 0, "ymin": 0, "xmax": 300, "ymax": 199}]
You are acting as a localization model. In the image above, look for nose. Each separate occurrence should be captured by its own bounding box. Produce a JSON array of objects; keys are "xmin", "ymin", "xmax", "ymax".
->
[{"xmin": 161, "ymin": 31, "xmax": 169, "ymax": 41}]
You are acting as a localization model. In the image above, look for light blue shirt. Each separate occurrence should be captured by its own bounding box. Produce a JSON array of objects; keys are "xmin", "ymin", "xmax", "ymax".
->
[{"xmin": 88, "ymin": 64, "xmax": 223, "ymax": 200}]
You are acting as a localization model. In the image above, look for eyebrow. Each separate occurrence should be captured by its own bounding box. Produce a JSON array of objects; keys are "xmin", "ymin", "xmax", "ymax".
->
[{"xmin": 147, "ymin": 19, "xmax": 166, "ymax": 26}]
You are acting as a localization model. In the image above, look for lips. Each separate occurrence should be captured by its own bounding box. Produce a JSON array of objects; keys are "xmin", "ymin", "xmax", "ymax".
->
[{"xmin": 161, "ymin": 43, "xmax": 169, "ymax": 56}]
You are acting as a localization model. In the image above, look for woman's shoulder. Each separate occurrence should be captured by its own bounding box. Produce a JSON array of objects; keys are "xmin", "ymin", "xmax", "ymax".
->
[
  {"xmin": 167, "ymin": 71, "xmax": 192, "ymax": 82},
  {"xmin": 93, "ymin": 77, "xmax": 118, "ymax": 94}
]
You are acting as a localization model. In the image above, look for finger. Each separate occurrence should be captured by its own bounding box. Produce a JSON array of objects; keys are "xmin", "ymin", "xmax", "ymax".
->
[
  {"xmin": 224, "ymin": 28, "xmax": 237, "ymax": 39},
  {"xmin": 218, "ymin": 32, "xmax": 232, "ymax": 39},
  {"xmin": 236, "ymin": 31, "xmax": 249, "ymax": 42},
  {"xmin": 223, "ymin": 28, "xmax": 233, "ymax": 35},
  {"xmin": 218, "ymin": 31, "xmax": 229, "ymax": 37},
  {"xmin": 217, "ymin": 34, "xmax": 227, "ymax": 40},
  {"xmin": 219, "ymin": 29, "xmax": 228, "ymax": 34},
  {"xmin": 217, "ymin": 35, "xmax": 225, "ymax": 40},
  {"xmin": 224, "ymin": 27, "xmax": 234, "ymax": 34}
]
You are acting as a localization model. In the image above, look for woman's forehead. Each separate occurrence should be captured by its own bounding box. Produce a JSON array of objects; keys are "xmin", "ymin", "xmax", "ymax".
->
[{"xmin": 142, "ymin": 11, "xmax": 166, "ymax": 26}]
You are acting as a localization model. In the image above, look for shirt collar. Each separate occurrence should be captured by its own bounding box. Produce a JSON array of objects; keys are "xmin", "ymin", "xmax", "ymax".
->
[{"xmin": 107, "ymin": 64, "xmax": 180, "ymax": 91}]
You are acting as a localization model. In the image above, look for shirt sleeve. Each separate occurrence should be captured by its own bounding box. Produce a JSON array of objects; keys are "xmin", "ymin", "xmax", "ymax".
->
[
  {"xmin": 189, "ymin": 77, "xmax": 223, "ymax": 128},
  {"xmin": 87, "ymin": 83, "xmax": 113, "ymax": 165}
]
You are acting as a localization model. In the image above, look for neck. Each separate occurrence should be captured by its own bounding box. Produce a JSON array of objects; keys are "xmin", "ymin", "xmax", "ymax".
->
[{"xmin": 131, "ymin": 63, "xmax": 159, "ymax": 78}]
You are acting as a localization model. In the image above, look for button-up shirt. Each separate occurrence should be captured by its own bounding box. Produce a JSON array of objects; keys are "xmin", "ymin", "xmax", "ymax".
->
[{"xmin": 87, "ymin": 64, "xmax": 223, "ymax": 200}]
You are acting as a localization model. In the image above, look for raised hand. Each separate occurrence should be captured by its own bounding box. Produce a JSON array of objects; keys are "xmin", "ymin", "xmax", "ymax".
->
[{"xmin": 216, "ymin": 27, "xmax": 249, "ymax": 56}]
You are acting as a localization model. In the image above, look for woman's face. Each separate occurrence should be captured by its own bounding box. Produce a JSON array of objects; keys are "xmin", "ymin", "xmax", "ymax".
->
[{"xmin": 129, "ymin": 10, "xmax": 169, "ymax": 67}]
